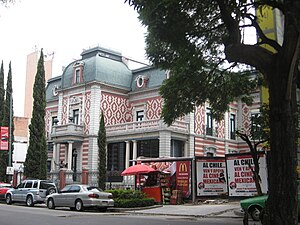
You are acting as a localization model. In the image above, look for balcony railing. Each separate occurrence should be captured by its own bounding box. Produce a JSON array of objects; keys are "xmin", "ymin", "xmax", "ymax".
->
[
  {"xmin": 204, "ymin": 126, "xmax": 219, "ymax": 137},
  {"xmin": 106, "ymin": 119, "xmax": 189, "ymax": 134},
  {"xmin": 51, "ymin": 123, "xmax": 84, "ymax": 141},
  {"xmin": 50, "ymin": 119, "xmax": 189, "ymax": 140}
]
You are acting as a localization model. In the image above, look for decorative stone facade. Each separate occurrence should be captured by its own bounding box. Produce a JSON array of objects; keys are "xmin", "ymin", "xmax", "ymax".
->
[{"xmin": 45, "ymin": 46, "xmax": 260, "ymax": 186}]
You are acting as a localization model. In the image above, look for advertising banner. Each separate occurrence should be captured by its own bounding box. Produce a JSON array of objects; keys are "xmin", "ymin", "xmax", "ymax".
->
[
  {"xmin": 226, "ymin": 153, "xmax": 268, "ymax": 196},
  {"xmin": 196, "ymin": 158, "xmax": 227, "ymax": 196},
  {"xmin": 0, "ymin": 126, "xmax": 9, "ymax": 151},
  {"xmin": 176, "ymin": 161, "xmax": 191, "ymax": 198},
  {"xmin": 144, "ymin": 159, "xmax": 192, "ymax": 199}
]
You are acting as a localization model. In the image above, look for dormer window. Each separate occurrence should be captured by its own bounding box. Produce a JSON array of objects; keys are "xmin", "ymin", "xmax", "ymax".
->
[
  {"xmin": 136, "ymin": 75, "xmax": 149, "ymax": 88},
  {"xmin": 75, "ymin": 69, "xmax": 80, "ymax": 83},
  {"xmin": 73, "ymin": 61, "xmax": 84, "ymax": 84}
]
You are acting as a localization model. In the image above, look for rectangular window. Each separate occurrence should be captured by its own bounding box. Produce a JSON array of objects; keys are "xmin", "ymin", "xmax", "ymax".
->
[
  {"xmin": 136, "ymin": 110, "xmax": 144, "ymax": 121},
  {"xmin": 47, "ymin": 143, "xmax": 53, "ymax": 152},
  {"xmin": 206, "ymin": 108, "xmax": 213, "ymax": 135},
  {"xmin": 137, "ymin": 139, "xmax": 159, "ymax": 158},
  {"xmin": 73, "ymin": 109, "xmax": 79, "ymax": 125},
  {"xmin": 107, "ymin": 142, "xmax": 125, "ymax": 182},
  {"xmin": 52, "ymin": 116, "xmax": 58, "ymax": 126},
  {"xmin": 75, "ymin": 68, "xmax": 81, "ymax": 83},
  {"xmin": 230, "ymin": 114, "xmax": 236, "ymax": 140},
  {"xmin": 171, "ymin": 140, "xmax": 184, "ymax": 157}
]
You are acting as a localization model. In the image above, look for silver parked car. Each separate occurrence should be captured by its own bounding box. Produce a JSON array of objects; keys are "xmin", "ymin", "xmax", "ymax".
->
[
  {"xmin": 6, "ymin": 179, "xmax": 57, "ymax": 206},
  {"xmin": 46, "ymin": 184, "xmax": 114, "ymax": 212}
]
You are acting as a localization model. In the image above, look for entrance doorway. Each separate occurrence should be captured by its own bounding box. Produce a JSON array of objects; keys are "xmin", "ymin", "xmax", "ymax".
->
[{"xmin": 72, "ymin": 149, "xmax": 78, "ymax": 181}]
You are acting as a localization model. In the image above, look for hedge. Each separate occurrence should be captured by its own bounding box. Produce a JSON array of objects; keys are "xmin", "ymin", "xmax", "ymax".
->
[{"xmin": 107, "ymin": 189, "xmax": 155, "ymax": 208}]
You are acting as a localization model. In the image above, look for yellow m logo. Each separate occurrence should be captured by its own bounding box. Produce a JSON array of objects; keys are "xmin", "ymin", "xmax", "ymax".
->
[{"xmin": 178, "ymin": 163, "xmax": 188, "ymax": 172}]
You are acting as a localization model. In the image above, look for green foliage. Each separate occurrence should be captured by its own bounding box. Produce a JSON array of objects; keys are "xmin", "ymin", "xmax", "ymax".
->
[
  {"xmin": 0, "ymin": 151, "xmax": 8, "ymax": 181},
  {"xmin": 24, "ymin": 49, "xmax": 47, "ymax": 179},
  {"xmin": 0, "ymin": 61, "xmax": 14, "ymax": 182},
  {"xmin": 108, "ymin": 189, "xmax": 147, "ymax": 199},
  {"xmin": 114, "ymin": 198, "xmax": 155, "ymax": 208},
  {"xmin": 98, "ymin": 111, "xmax": 107, "ymax": 190},
  {"xmin": 0, "ymin": 61, "xmax": 5, "ymax": 118},
  {"xmin": 3, "ymin": 62, "xmax": 14, "ymax": 152},
  {"xmin": 126, "ymin": 0, "xmax": 260, "ymax": 125},
  {"xmin": 250, "ymin": 104, "xmax": 270, "ymax": 142},
  {"xmin": 126, "ymin": 1, "xmax": 300, "ymax": 224},
  {"xmin": 107, "ymin": 189, "xmax": 155, "ymax": 208},
  {"xmin": 0, "ymin": 61, "xmax": 6, "ymax": 181}
]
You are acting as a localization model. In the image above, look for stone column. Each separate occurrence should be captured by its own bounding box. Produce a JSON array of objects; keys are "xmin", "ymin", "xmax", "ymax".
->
[
  {"xmin": 125, "ymin": 141, "xmax": 130, "ymax": 168},
  {"xmin": 51, "ymin": 142, "xmax": 56, "ymax": 172},
  {"xmin": 132, "ymin": 140, "xmax": 137, "ymax": 165},
  {"xmin": 159, "ymin": 131, "xmax": 171, "ymax": 157},
  {"xmin": 67, "ymin": 141, "xmax": 73, "ymax": 171},
  {"xmin": 184, "ymin": 141, "xmax": 188, "ymax": 157}
]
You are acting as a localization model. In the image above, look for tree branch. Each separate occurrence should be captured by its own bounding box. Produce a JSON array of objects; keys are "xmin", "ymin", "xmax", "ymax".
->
[
  {"xmin": 243, "ymin": 13, "xmax": 282, "ymax": 52},
  {"xmin": 225, "ymin": 44, "xmax": 273, "ymax": 80}
]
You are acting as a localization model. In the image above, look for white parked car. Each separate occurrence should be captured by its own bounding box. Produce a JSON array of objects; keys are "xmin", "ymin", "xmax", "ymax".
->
[{"xmin": 46, "ymin": 184, "xmax": 114, "ymax": 212}]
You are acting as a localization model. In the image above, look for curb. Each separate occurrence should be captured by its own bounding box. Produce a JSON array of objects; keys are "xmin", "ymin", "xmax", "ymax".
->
[
  {"xmin": 111, "ymin": 206, "xmax": 244, "ymax": 219},
  {"xmin": 109, "ymin": 204, "xmax": 163, "ymax": 212}
]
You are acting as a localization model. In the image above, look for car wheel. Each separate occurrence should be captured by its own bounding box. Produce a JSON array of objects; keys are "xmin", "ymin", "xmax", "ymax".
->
[
  {"xmin": 75, "ymin": 199, "xmax": 84, "ymax": 211},
  {"xmin": 47, "ymin": 198, "xmax": 55, "ymax": 209},
  {"xmin": 6, "ymin": 194, "xmax": 12, "ymax": 205},
  {"xmin": 250, "ymin": 206, "xmax": 261, "ymax": 221},
  {"xmin": 26, "ymin": 195, "xmax": 34, "ymax": 207},
  {"xmin": 47, "ymin": 187, "xmax": 56, "ymax": 195}
]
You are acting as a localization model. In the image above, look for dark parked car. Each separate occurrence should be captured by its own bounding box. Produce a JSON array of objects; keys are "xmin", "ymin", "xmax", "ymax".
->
[
  {"xmin": 46, "ymin": 184, "xmax": 114, "ymax": 211},
  {"xmin": 5, "ymin": 179, "xmax": 57, "ymax": 206}
]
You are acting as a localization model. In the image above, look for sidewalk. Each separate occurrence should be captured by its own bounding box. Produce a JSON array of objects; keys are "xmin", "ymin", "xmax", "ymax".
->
[{"xmin": 113, "ymin": 200, "xmax": 243, "ymax": 218}]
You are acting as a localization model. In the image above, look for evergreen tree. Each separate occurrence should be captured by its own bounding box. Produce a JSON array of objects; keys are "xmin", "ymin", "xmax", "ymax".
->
[
  {"xmin": 1, "ymin": 62, "xmax": 14, "ymax": 181},
  {"xmin": 98, "ymin": 112, "xmax": 107, "ymax": 190},
  {"xmin": 0, "ymin": 61, "xmax": 5, "ymax": 117},
  {"xmin": 24, "ymin": 49, "xmax": 47, "ymax": 179},
  {"xmin": 0, "ymin": 61, "xmax": 6, "ymax": 181}
]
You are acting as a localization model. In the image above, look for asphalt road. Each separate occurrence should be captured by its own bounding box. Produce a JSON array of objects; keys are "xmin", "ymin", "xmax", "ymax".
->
[{"xmin": 0, "ymin": 203, "xmax": 256, "ymax": 225}]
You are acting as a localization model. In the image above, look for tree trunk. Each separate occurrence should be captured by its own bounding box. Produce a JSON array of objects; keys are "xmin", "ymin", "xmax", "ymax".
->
[
  {"xmin": 252, "ymin": 148, "xmax": 263, "ymax": 196},
  {"xmin": 262, "ymin": 63, "xmax": 298, "ymax": 225}
]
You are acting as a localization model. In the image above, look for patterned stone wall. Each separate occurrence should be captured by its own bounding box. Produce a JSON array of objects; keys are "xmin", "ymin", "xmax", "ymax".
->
[
  {"xmin": 146, "ymin": 97, "xmax": 162, "ymax": 120},
  {"xmin": 101, "ymin": 92, "xmax": 132, "ymax": 125},
  {"xmin": 194, "ymin": 105, "xmax": 205, "ymax": 135},
  {"xmin": 61, "ymin": 97, "xmax": 69, "ymax": 125},
  {"xmin": 84, "ymin": 92, "xmax": 91, "ymax": 134}
]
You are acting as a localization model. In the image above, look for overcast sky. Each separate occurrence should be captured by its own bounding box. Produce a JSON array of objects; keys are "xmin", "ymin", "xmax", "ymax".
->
[{"xmin": 0, "ymin": 0, "xmax": 147, "ymax": 116}]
